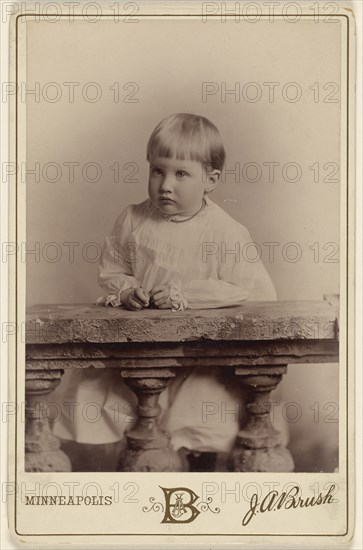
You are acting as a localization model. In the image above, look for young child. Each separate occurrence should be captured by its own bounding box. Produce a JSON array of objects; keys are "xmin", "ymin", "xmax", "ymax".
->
[{"xmin": 54, "ymin": 113, "xmax": 277, "ymax": 470}]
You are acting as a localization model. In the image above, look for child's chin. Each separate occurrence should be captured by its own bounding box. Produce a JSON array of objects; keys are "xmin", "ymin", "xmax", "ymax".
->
[{"xmin": 155, "ymin": 203, "xmax": 179, "ymax": 215}]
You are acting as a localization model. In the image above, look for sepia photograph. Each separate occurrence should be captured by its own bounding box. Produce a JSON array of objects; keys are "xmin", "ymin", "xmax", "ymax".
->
[{"xmin": 3, "ymin": 0, "xmax": 358, "ymax": 545}]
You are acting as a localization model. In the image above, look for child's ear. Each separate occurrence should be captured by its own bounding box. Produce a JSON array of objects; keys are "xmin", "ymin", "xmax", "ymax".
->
[{"xmin": 204, "ymin": 170, "xmax": 221, "ymax": 193}]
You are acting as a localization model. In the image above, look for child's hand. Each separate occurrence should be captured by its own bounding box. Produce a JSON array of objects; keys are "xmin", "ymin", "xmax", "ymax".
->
[
  {"xmin": 149, "ymin": 285, "xmax": 172, "ymax": 309},
  {"xmin": 121, "ymin": 288, "xmax": 150, "ymax": 310}
]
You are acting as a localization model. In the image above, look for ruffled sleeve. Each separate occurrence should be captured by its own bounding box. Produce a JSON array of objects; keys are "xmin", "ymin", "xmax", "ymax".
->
[{"xmin": 98, "ymin": 206, "xmax": 139, "ymax": 305}]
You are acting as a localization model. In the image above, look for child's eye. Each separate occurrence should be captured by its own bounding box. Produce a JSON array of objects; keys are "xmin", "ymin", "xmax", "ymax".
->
[
  {"xmin": 151, "ymin": 167, "xmax": 163, "ymax": 176},
  {"xmin": 176, "ymin": 170, "xmax": 188, "ymax": 179}
]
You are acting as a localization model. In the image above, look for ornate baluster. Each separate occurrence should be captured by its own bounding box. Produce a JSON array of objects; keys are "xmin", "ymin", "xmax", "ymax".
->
[
  {"xmin": 119, "ymin": 368, "xmax": 183, "ymax": 472},
  {"xmin": 25, "ymin": 368, "xmax": 72, "ymax": 472},
  {"xmin": 230, "ymin": 365, "xmax": 294, "ymax": 472}
]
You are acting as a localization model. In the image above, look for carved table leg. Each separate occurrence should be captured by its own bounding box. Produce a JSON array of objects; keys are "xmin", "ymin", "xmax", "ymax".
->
[
  {"xmin": 118, "ymin": 368, "xmax": 183, "ymax": 472},
  {"xmin": 25, "ymin": 368, "xmax": 72, "ymax": 472},
  {"xmin": 230, "ymin": 366, "xmax": 294, "ymax": 472}
]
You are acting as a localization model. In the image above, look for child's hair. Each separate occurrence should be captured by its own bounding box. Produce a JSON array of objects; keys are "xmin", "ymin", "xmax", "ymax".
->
[{"xmin": 147, "ymin": 113, "xmax": 225, "ymax": 171}]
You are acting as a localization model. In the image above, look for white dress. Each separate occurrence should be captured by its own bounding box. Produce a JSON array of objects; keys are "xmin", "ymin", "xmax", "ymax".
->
[{"xmin": 52, "ymin": 197, "xmax": 277, "ymax": 452}]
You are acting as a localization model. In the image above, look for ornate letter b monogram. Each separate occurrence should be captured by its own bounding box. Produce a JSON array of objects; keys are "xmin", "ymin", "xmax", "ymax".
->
[{"xmin": 160, "ymin": 487, "xmax": 201, "ymax": 524}]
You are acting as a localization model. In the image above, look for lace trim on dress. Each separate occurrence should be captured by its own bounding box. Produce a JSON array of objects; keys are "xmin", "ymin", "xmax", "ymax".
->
[
  {"xmin": 97, "ymin": 293, "xmax": 123, "ymax": 307},
  {"xmin": 169, "ymin": 281, "xmax": 188, "ymax": 311}
]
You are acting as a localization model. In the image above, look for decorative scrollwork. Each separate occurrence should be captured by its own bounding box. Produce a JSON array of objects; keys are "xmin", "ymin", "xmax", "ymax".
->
[
  {"xmin": 142, "ymin": 497, "xmax": 164, "ymax": 513},
  {"xmin": 196, "ymin": 497, "xmax": 220, "ymax": 514}
]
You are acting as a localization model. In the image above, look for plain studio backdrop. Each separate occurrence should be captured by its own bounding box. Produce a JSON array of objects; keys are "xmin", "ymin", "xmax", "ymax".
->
[{"xmin": 25, "ymin": 16, "xmax": 341, "ymax": 471}]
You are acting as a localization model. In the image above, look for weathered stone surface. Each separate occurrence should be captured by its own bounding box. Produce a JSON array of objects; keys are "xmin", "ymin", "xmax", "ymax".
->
[
  {"xmin": 119, "ymin": 448, "xmax": 183, "ymax": 473},
  {"xmin": 25, "ymin": 450, "xmax": 72, "ymax": 473},
  {"xmin": 24, "ymin": 300, "xmax": 339, "ymax": 473},
  {"xmin": 230, "ymin": 446, "xmax": 295, "ymax": 473},
  {"xmin": 26, "ymin": 348, "xmax": 338, "ymax": 371},
  {"xmin": 26, "ymin": 301, "xmax": 338, "ymax": 344},
  {"xmin": 25, "ymin": 371, "xmax": 72, "ymax": 472},
  {"xmin": 230, "ymin": 369, "xmax": 294, "ymax": 473},
  {"xmin": 119, "ymin": 370, "xmax": 183, "ymax": 472},
  {"xmin": 26, "ymin": 340, "xmax": 338, "ymax": 360}
]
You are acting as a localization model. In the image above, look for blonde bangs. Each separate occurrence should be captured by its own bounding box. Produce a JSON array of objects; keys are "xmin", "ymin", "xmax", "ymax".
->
[{"xmin": 147, "ymin": 113, "xmax": 225, "ymax": 171}]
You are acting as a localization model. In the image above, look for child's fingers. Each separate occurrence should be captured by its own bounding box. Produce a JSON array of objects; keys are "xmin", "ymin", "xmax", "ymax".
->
[
  {"xmin": 134, "ymin": 287, "xmax": 149, "ymax": 304},
  {"xmin": 152, "ymin": 289, "xmax": 168, "ymax": 301},
  {"xmin": 154, "ymin": 295, "xmax": 171, "ymax": 308},
  {"xmin": 150, "ymin": 285, "xmax": 167, "ymax": 297},
  {"xmin": 158, "ymin": 302, "xmax": 171, "ymax": 309},
  {"xmin": 128, "ymin": 297, "xmax": 142, "ymax": 310}
]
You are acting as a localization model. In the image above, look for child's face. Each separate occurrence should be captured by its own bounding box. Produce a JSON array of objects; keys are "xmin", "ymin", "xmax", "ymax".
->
[{"xmin": 148, "ymin": 156, "xmax": 219, "ymax": 217}]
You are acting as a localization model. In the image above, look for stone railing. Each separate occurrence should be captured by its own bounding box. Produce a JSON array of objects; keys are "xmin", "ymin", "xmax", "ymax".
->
[{"xmin": 25, "ymin": 298, "xmax": 339, "ymax": 472}]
